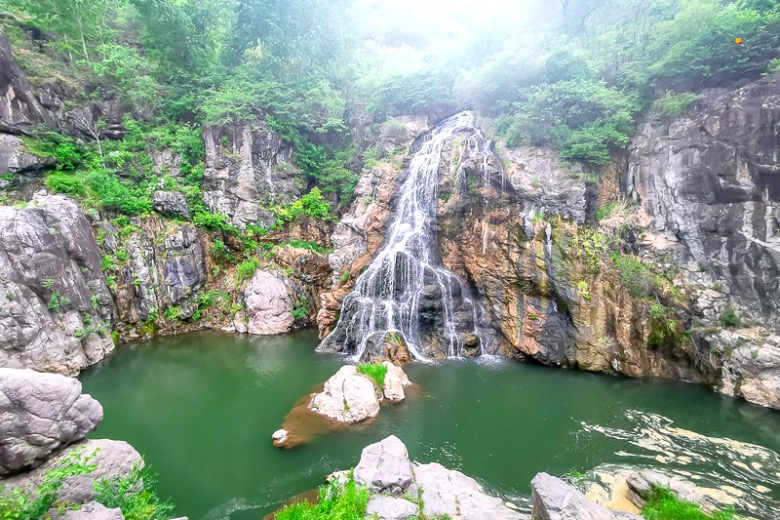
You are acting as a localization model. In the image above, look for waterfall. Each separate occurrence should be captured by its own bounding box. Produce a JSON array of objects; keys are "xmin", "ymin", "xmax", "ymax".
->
[{"xmin": 319, "ymin": 112, "xmax": 494, "ymax": 361}]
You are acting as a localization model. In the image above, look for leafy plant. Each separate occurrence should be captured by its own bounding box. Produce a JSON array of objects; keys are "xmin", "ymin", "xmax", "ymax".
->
[
  {"xmin": 653, "ymin": 92, "xmax": 704, "ymax": 117},
  {"xmin": 94, "ymin": 466, "xmax": 174, "ymax": 520},
  {"xmin": 47, "ymin": 292, "xmax": 70, "ymax": 311},
  {"xmin": 236, "ymin": 258, "xmax": 261, "ymax": 282},
  {"xmin": 719, "ymin": 308, "xmax": 741, "ymax": 328},
  {"xmin": 642, "ymin": 485, "xmax": 736, "ymax": 520},
  {"xmin": 275, "ymin": 472, "xmax": 370, "ymax": 520},
  {"xmin": 356, "ymin": 362, "xmax": 388, "ymax": 389},
  {"xmin": 164, "ymin": 306, "xmax": 181, "ymax": 321},
  {"xmin": 338, "ymin": 269, "xmax": 352, "ymax": 285}
]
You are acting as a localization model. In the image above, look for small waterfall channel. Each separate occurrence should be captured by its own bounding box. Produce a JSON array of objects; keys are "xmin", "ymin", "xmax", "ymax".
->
[{"xmin": 319, "ymin": 112, "xmax": 497, "ymax": 361}]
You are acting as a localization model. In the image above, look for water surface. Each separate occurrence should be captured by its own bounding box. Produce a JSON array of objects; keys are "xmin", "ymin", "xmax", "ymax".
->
[{"xmin": 80, "ymin": 330, "xmax": 780, "ymax": 519}]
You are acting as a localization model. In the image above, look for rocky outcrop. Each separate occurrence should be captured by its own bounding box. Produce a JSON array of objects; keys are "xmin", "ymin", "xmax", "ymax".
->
[
  {"xmin": 152, "ymin": 191, "xmax": 190, "ymax": 219},
  {"xmin": 382, "ymin": 361, "xmax": 410, "ymax": 402},
  {"xmin": 0, "ymin": 368, "xmax": 102, "ymax": 476},
  {"xmin": 0, "ymin": 133, "xmax": 53, "ymax": 175},
  {"xmin": 628, "ymin": 74, "xmax": 780, "ymax": 331},
  {"xmin": 2, "ymin": 439, "xmax": 143, "ymax": 503},
  {"xmin": 0, "ymin": 194, "xmax": 115, "ymax": 375},
  {"xmin": 531, "ymin": 473, "xmax": 642, "ymax": 520},
  {"xmin": 308, "ymin": 365, "xmax": 380, "ymax": 423},
  {"xmin": 56, "ymin": 502, "xmax": 125, "ymax": 520},
  {"xmin": 0, "ymin": 33, "xmax": 54, "ymax": 134},
  {"xmin": 241, "ymin": 270, "xmax": 295, "ymax": 335},
  {"xmin": 351, "ymin": 436, "xmax": 526, "ymax": 520},
  {"xmin": 625, "ymin": 469, "xmax": 716, "ymax": 513},
  {"xmin": 365, "ymin": 496, "xmax": 419, "ymax": 520},
  {"xmin": 202, "ymin": 121, "xmax": 299, "ymax": 230}
]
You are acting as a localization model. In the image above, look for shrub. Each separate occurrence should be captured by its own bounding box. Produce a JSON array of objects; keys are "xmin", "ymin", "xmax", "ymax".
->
[
  {"xmin": 192, "ymin": 211, "xmax": 234, "ymax": 233},
  {"xmin": 164, "ymin": 306, "xmax": 181, "ymax": 321},
  {"xmin": 653, "ymin": 92, "xmax": 704, "ymax": 117},
  {"xmin": 275, "ymin": 472, "xmax": 370, "ymax": 520},
  {"xmin": 94, "ymin": 466, "xmax": 174, "ymax": 520},
  {"xmin": 46, "ymin": 172, "xmax": 85, "ymax": 197},
  {"xmin": 236, "ymin": 258, "xmax": 261, "ymax": 282},
  {"xmin": 338, "ymin": 269, "xmax": 352, "ymax": 285},
  {"xmin": 284, "ymin": 240, "xmax": 329, "ymax": 255},
  {"xmin": 356, "ymin": 362, "xmax": 388, "ymax": 389},
  {"xmin": 642, "ymin": 485, "xmax": 736, "ymax": 520},
  {"xmin": 612, "ymin": 254, "xmax": 653, "ymax": 298},
  {"xmin": 719, "ymin": 308, "xmax": 741, "ymax": 328}
]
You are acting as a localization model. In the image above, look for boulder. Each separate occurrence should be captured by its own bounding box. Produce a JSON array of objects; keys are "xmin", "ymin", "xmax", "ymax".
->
[
  {"xmin": 626, "ymin": 469, "xmax": 716, "ymax": 513},
  {"xmin": 0, "ymin": 33, "xmax": 54, "ymax": 134},
  {"xmin": 152, "ymin": 191, "xmax": 190, "ymax": 219},
  {"xmin": 382, "ymin": 361, "xmax": 410, "ymax": 402},
  {"xmin": 55, "ymin": 502, "xmax": 125, "ymax": 520},
  {"xmin": 531, "ymin": 473, "xmax": 642, "ymax": 520},
  {"xmin": 0, "ymin": 368, "xmax": 102, "ymax": 476},
  {"xmin": 308, "ymin": 366, "xmax": 380, "ymax": 424},
  {"xmin": 2, "ymin": 439, "xmax": 143, "ymax": 504},
  {"xmin": 415, "ymin": 462, "xmax": 526, "ymax": 520},
  {"xmin": 242, "ymin": 270, "xmax": 295, "ymax": 335},
  {"xmin": 354, "ymin": 436, "xmax": 414, "ymax": 495},
  {"xmin": 365, "ymin": 496, "xmax": 419, "ymax": 520}
]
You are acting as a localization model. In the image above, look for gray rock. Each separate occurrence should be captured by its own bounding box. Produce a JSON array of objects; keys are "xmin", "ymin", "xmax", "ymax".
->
[
  {"xmin": 55, "ymin": 502, "xmax": 125, "ymax": 520},
  {"xmin": 365, "ymin": 496, "xmax": 419, "ymax": 519},
  {"xmin": 0, "ymin": 368, "xmax": 102, "ymax": 476},
  {"xmin": 308, "ymin": 366, "xmax": 380, "ymax": 424},
  {"xmin": 153, "ymin": 191, "xmax": 190, "ymax": 219},
  {"xmin": 0, "ymin": 33, "xmax": 54, "ymax": 134},
  {"xmin": 0, "ymin": 134, "xmax": 53, "ymax": 175},
  {"xmin": 531, "ymin": 473, "xmax": 642, "ymax": 520},
  {"xmin": 626, "ymin": 469, "xmax": 716, "ymax": 513},
  {"xmin": 0, "ymin": 195, "xmax": 115, "ymax": 375},
  {"xmin": 354, "ymin": 435, "xmax": 413, "ymax": 494},
  {"xmin": 415, "ymin": 462, "xmax": 526, "ymax": 520},
  {"xmin": 243, "ymin": 270, "xmax": 294, "ymax": 335},
  {"xmin": 2, "ymin": 439, "xmax": 143, "ymax": 504},
  {"xmin": 202, "ymin": 121, "xmax": 299, "ymax": 230}
]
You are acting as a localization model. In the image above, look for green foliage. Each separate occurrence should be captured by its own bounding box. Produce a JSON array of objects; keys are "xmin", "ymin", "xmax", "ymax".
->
[
  {"xmin": 0, "ymin": 449, "xmax": 96, "ymax": 520},
  {"xmin": 496, "ymin": 79, "xmax": 641, "ymax": 166},
  {"xmin": 47, "ymin": 292, "xmax": 70, "ymax": 311},
  {"xmin": 653, "ymin": 92, "xmax": 704, "ymax": 117},
  {"xmin": 94, "ymin": 466, "xmax": 174, "ymax": 520},
  {"xmin": 275, "ymin": 188, "xmax": 332, "ymax": 223},
  {"xmin": 89, "ymin": 43, "xmax": 160, "ymax": 112},
  {"xmin": 648, "ymin": 304, "xmax": 683, "ymax": 347},
  {"xmin": 642, "ymin": 485, "xmax": 736, "ymax": 520},
  {"xmin": 719, "ymin": 308, "xmax": 741, "ymax": 328},
  {"xmin": 291, "ymin": 299, "xmax": 309, "ymax": 320},
  {"xmin": 236, "ymin": 258, "xmax": 261, "ymax": 282},
  {"xmin": 275, "ymin": 473, "xmax": 370, "ymax": 520},
  {"xmin": 211, "ymin": 239, "xmax": 231, "ymax": 264},
  {"xmin": 338, "ymin": 269, "xmax": 352, "ymax": 285},
  {"xmin": 356, "ymin": 362, "xmax": 388, "ymax": 389},
  {"xmin": 164, "ymin": 306, "xmax": 181, "ymax": 321},
  {"xmin": 370, "ymin": 68, "xmax": 455, "ymax": 119},
  {"xmin": 612, "ymin": 253, "xmax": 653, "ymax": 298},
  {"xmin": 192, "ymin": 212, "xmax": 234, "ymax": 233},
  {"xmin": 283, "ymin": 240, "xmax": 329, "ymax": 255},
  {"xmin": 596, "ymin": 203, "xmax": 617, "ymax": 221}
]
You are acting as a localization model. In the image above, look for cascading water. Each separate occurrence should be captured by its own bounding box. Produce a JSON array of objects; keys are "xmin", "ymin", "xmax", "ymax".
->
[{"xmin": 318, "ymin": 112, "xmax": 497, "ymax": 361}]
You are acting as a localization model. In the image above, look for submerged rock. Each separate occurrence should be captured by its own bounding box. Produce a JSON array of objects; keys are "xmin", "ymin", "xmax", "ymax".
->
[
  {"xmin": 0, "ymin": 368, "xmax": 102, "ymax": 476},
  {"xmin": 531, "ymin": 473, "xmax": 642, "ymax": 520},
  {"xmin": 308, "ymin": 365, "xmax": 380, "ymax": 424}
]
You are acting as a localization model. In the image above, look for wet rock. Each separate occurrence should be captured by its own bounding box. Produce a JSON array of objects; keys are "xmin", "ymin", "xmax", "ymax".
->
[
  {"xmin": 308, "ymin": 366, "xmax": 380, "ymax": 423},
  {"xmin": 55, "ymin": 502, "xmax": 125, "ymax": 520},
  {"xmin": 153, "ymin": 191, "xmax": 190, "ymax": 219},
  {"xmin": 271, "ymin": 429, "xmax": 289, "ymax": 446},
  {"xmin": 354, "ymin": 436, "xmax": 414, "ymax": 495},
  {"xmin": 382, "ymin": 361, "xmax": 410, "ymax": 402},
  {"xmin": 414, "ymin": 462, "xmax": 527, "ymax": 520},
  {"xmin": 626, "ymin": 469, "xmax": 717, "ymax": 513},
  {"xmin": 531, "ymin": 473, "xmax": 642, "ymax": 520},
  {"xmin": 202, "ymin": 121, "xmax": 299, "ymax": 230},
  {"xmin": 0, "ymin": 368, "xmax": 102, "ymax": 476},
  {"xmin": 243, "ymin": 270, "xmax": 294, "ymax": 335},
  {"xmin": 0, "ymin": 195, "xmax": 115, "ymax": 375},
  {"xmin": 2, "ymin": 439, "xmax": 142, "ymax": 504},
  {"xmin": 365, "ymin": 496, "xmax": 419, "ymax": 520}
]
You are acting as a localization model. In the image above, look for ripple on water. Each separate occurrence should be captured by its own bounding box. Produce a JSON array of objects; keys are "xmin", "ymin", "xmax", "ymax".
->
[{"xmin": 581, "ymin": 410, "xmax": 780, "ymax": 519}]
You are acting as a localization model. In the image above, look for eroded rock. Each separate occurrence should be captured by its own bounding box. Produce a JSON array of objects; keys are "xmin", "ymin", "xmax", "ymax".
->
[
  {"xmin": 626, "ymin": 469, "xmax": 716, "ymax": 513},
  {"xmin": 308, "ymin": 366, "xmax": 380, "ymax": 423},
  {"xmin": 243, "ymin": 270, "xmax": 294, "ymax": 335},
  {"xmin": 0, "ymin": 368, "xmax": 102, "ymax": 476},
  {"xmin": 354, "ymin": 435, "xmax": 414, "ymax": 495},
  {"xmin": 55, "ymin": 502, "xmax": 125, "ymax": 520},
  {"xmin": 365, "ymin": 496, "xmax": 419, "ymax": 520},
  {"xmin": 531, "ymin": 473, "xmax": 642, "ymax": 520}
]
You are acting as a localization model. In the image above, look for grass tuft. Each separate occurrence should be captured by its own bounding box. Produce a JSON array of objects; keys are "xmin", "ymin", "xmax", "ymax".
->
[
  {"xmin": 356, "ymin": 362, "xmax": 388, "ymax": 389},
  {"xmin": 275, "ymin": 472, "xmax": 370, "ymax": 520},
  {"xmin": 642, "ymin": 486, "xmax": 737, "ymax": 520}
]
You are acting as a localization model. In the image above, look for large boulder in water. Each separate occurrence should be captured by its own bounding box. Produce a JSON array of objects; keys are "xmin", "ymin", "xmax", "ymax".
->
[
  {"xmin": 531, "ymin": 473, "xmax": 642, "ymax": 520},
  {"xmin": 354, "ymin": 435, "xmax": 414, "ymax": 495},
  {"xmin": 0, "ymin": 368, "xmax": 102, "ymax": 476},
  {"xmin": 308, "ymin": 365, "xmax": 380, "ymax": 423}
]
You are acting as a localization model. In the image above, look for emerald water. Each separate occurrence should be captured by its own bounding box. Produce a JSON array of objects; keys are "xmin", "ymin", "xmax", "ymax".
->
[{"xmin": 80, "ymin": 330, "xmax": 780, "ymax": 519}]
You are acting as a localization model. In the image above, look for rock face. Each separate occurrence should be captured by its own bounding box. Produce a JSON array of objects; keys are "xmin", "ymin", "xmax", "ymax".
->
[
  {"xmin": 382, "ymin": 361, "xmax": 410, "ymax": 402},
  {"xmin": 351, "ymin": 435, "xmax": 526, "ymax": 520},
  {"xmin": 354, "ymin": 435, "xmax": 414, "ymax": 495},
  {"xmin": 0, "ymin": 368, "xmax": 102, "ymax": 476},
  {"xmin": 0, "ymin": 33, "xmax": 54, "ymax": 134},
  {"xmin": 242, "ymin": 270, "xmax": 295, "ymax": 335},
  {"xmin": 56, "ymin": 502, "xmax": 125, "ymax": 520},
  {"xmin": 152, "ymin": 190, "xmax": 190, "ymax": 219},
  {"xmin": 0, "ymin": 194, "xmax": 116, "ymax": 375},
  {"xmin": 202, "ymin": 121, "xmax": 299, "ymax": 230},
  {"xmin": 1, "ymin": 439, "xmax": 143, "ymax": 503},
  {"xmin": 531, "ymin": 473, "xmax": 642, "ymax": 520},
  {"xmin": 308, "ymin": 365, "xmax": 380, "ymax": 423},
  {"xmin": 628, "ymin": 74, "xmax": 780, "ymax": 332}
]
